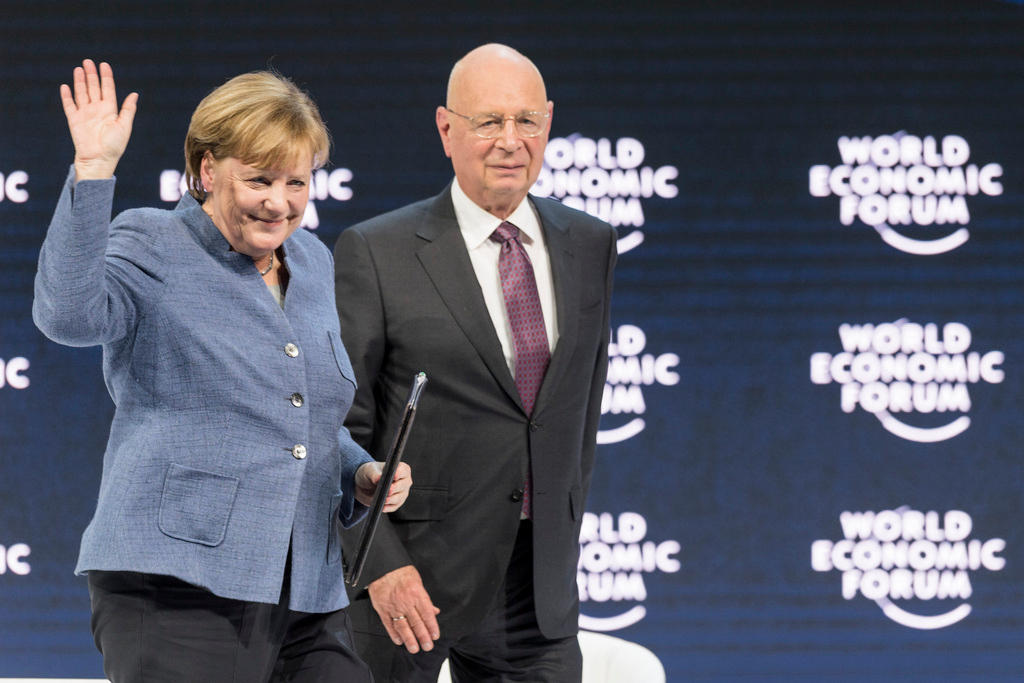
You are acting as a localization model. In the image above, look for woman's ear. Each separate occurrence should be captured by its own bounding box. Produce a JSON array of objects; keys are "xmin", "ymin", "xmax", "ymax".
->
[{"xmin": 199, "ymin": 151, "xmax": 216, "ymax": 193}]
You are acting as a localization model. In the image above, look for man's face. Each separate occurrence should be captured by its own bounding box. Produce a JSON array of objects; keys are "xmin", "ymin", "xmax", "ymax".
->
[{"xmin": 437, "ymin": 57, "xmax": 552, "ymax": 219}]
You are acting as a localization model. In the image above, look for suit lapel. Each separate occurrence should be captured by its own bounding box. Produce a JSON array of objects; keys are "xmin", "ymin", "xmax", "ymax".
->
[
  {"xmin": 415, "ymin": 188, "xmax": 524, "ymax": 411},
  {"xmin": 532, "ymin": 198, "xmax": 580, "ymax": 417}
]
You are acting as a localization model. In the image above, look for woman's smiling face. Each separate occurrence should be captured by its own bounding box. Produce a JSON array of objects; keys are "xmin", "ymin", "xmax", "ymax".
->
[{"xmin": 200, "ymin": 152, "xmax": 312, "ymax": 259}]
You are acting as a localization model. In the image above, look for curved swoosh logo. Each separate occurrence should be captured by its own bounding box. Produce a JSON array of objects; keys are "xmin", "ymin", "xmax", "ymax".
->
[
  {"xmin": 597, "ymin": 418, "xmax": 645, "ymax": 444},
  {"xmin": 876, "ymin": 597, "xmax": 972, "ymax": 630},
  {"xmin": 617, "ymin": 230, "xmax": 645, "ymax": 254},
  {"xmin": 875, "ymin": 410, "xmax": 971, "ymax": 443},
  {"xmin": 579, "ymin": 606, "xmax": 647, "ymax": 631},
  {"xmin": 874, "ymin": 223, "xmax": 970, "ymax": 255}
]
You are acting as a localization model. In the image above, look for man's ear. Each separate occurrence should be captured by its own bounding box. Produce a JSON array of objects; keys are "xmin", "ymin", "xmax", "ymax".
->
[{"xmin": 436, "ymin": 106, "xmax": 454, "ymax": 159}]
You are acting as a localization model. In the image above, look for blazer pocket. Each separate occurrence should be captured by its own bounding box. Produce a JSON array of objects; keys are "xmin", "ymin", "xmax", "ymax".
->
[
  {"xmin": 158, "ymin": 463, "xmax": 239, "ymax": 547},
  {"xmin": 328, "ymin": 330, "xmax": 358, "ymax": 389},
  {"xmin": 327, "ymin": 492, "xmax": 344, "ymax": 565},
  {"xmin": 569, "ymin": 485, "xmax": 583, "ymax": 521},
  {"xmin": 390, "ymin": 485, "xmax": 448, "ymax": 522}
]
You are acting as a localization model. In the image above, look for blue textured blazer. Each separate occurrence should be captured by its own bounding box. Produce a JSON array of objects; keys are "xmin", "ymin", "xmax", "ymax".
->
[{"xmin": 33, "ymin": 172, "xmax": 371, "ymax": 613}]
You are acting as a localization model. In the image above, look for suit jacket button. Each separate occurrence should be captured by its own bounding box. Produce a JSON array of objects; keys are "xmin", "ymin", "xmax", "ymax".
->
[
  {"xmin": 284, "ymin": 343, "xmax": 299, "ymax": 358},
  {"xmin": 290, "ymin": 392, "xmax": 304, "ymax": 407},
  {"xmin": 529, "ymin": 421, "xmax": 541, "ymax": 431},
  {"xmin": 292, "ymin": 444, "xmax": 307, "ymax": 460},
  {"xmin": 510, "ymin": 489, "xmax": 523, "ymax": 502}
]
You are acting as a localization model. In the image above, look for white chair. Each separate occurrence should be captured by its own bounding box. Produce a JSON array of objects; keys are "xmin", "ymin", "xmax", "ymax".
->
[
  {"xmin": 578, "ymin": 630, "xmax": 665, "ymax": 683},
  {"xmin": 437, "ymin": 630, "xmax": 665, "ymax": 682}
]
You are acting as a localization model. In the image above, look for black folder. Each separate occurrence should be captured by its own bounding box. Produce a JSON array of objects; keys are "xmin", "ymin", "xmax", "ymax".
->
[{"xmin": 345, "ymin": 372, "xmax": 428, "ymax": 587}]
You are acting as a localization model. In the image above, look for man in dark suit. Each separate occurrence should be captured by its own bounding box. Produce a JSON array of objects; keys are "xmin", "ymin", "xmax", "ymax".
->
[{"xmin": 334, "ymin": 43, "xmax": 616, "ymax": 682}]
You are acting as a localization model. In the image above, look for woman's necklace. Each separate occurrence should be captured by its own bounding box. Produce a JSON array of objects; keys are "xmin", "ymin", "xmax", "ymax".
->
[{"xmin": 258, "ymin": 250, "xmax": 274, "ymax": 276}]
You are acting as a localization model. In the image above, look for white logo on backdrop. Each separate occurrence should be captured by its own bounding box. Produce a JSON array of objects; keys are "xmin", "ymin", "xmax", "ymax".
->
[
  {"xmin": 578, "ymin": 512, "xmax": 681, "ymax": 631},
  {"xmin": 809, "ymin": 133, "xmax": 1002, "ymax": 254},
  {"xmin": 810, "ymin": 320, "xmax": 1003, "ymax": 442},
  {"xmin": 812, "ymin": 508, "xmax": 1005, "ymax": 629},
  {"xmin": 532, "ymin": 135, "xmax": 678, "ymax": 255},
  {"xmin": 0, "ymin": 356, "xmax": 30, "ymax": 390},
  {"xmin": 0, "ymin": 170, "xmax": 29, "ymax": 203},
  {"xmin": 0, "ymin": 542, "xmax": 31, "ymax": 576},
  {"xmin": 599, "ymin": 325, "xmax": 679, "ymax": 445}
]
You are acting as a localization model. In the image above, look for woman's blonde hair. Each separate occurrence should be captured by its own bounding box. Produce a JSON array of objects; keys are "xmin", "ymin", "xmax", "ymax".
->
[{"xmin": 184, "ymin": 71, "xmax": 330, "ymax": 201}]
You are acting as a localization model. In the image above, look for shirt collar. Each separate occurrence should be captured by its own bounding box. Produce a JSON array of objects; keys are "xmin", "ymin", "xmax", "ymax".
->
[
  {"xmin": 451, "ymin": 178, "xmax": 542, "ymax": 249},
  {"xmin": 175, "ymin": 192, "xmax": 295, "ymax": 266},
  {"xmin": 176, "ymin": 192, "xmax": 228, "ymax": 256}
]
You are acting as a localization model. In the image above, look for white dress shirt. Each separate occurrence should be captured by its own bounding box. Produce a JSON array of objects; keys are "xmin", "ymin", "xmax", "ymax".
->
[{"xmin": 451, "ymin": 179, "xmax": 559, "ymax": 378}]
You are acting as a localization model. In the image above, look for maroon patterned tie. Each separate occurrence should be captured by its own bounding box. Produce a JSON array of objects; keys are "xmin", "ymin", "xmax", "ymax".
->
[{"xmin": 491, "ymin": 221, "xmax": 550, "ymax": 518}]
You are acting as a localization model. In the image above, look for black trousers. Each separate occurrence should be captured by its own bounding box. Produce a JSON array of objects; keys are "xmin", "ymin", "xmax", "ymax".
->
[
  {"xmin": 356, "ymin": 521, "xmax": 583, "ymax": 683},
  {"xmin": 88, "ymin": 568, "xmax": 372, "ymax": 683}
]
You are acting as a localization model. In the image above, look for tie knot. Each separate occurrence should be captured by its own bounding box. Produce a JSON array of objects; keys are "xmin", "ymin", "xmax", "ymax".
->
[{"xmin": 490, "ymin": 221, "xmax": 520, "ymax": 245}]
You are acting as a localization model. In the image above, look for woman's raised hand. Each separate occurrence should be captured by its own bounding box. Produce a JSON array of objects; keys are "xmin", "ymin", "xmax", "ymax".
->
[{"xmin": 60, "ymin": 60, "xmax": 138, "ymax": 181}]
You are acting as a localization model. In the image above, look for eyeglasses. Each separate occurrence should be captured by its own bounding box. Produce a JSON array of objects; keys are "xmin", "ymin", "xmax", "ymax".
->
[{"xmin": 445, "ymin": 108, "xmax": 549, "ymax": 139}]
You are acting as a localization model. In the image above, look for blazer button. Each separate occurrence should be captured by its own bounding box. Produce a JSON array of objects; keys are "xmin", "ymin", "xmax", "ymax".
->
[
  {"xmin": 529, "ymin": 421, "xmax": 541, "ymax": 432},
  {"xmin": 290, "ymin": 392, "xmax": 304, "ymax": 407},
  {"xmin": 284, "ymin": 343, "xmax": 299, "ymax": 358},
  {"xmin": 292, "ymin": 444, "xmax": 307, "ymax": 460},
  {"xmin": 510, "ymin": 489, "xmax": 524, "ymax": 503}
]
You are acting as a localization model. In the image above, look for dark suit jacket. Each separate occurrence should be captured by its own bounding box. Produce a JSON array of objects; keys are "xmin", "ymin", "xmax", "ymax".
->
[{"xmin": 333, "ymin": 185, "xmax": 615, "ymax": 640}]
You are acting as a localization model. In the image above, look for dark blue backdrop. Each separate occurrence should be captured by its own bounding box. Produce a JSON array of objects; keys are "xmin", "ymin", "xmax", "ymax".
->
[{"xmin": 2, "ymin": 2, "xmax": 1023, "ymax": 680}]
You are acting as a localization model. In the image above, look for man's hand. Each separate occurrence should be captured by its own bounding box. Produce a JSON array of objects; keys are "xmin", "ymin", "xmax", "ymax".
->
[
  {"xmin": 367, "ymin": 565, "xmax": 441, "ymax": 653},
  {"xmin": 354, "ymin": 461, "xmax": 411, "ymax": 512}
]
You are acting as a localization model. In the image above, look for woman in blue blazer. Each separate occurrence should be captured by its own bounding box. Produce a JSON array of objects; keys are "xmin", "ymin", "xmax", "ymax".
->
[{"xmin": 32, "ymin": 59, "xmax": 409, "ymax": 682}]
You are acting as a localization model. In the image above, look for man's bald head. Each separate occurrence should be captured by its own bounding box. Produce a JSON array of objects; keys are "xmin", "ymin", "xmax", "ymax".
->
[
  {"xmin": 446, "ymin": 43, "xmax": 547, "ymax": 110},
  {"xmin": 436, "ymin": 44, "xmax": 553, "ymax": 219}
]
